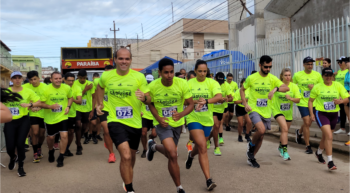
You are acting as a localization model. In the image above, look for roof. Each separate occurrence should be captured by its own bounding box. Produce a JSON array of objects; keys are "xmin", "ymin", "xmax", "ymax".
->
[
  {"xmin": 139, "ymin": 56, "xmax": 182, "ymax": 74},
  {"xmin": 0, "ymin": 40, "xmax": 11, "ymax": 51}
]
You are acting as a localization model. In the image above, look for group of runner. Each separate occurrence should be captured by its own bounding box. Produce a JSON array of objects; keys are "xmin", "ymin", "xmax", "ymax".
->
[{"xmin": 2, "ymin": 47, "xmax": 350, "ymax": 192}]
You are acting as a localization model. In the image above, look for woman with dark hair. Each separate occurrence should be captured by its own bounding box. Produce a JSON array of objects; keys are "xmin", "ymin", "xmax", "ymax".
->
[{"xmin": 1, "ymin": 88, "xmax": 22, "ymax": 123}]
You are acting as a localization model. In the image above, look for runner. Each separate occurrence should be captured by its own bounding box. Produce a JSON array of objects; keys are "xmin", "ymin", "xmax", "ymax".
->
[
  {"xmin": 185, "ymin": 71, "xmax": 196, "ymax": 152},
  {"xmin": 146, "ymin": 58, "xmax": 194, "ymax": 193},
  {"xmin": 309, "ymin": 68, "xmax": 349, "ymax": 170},
  {"xmin": 293, "ymin": 56, "xmax": 322, "ymax": 154},
  {"xmin": 88, "ymin": 72, "xmax": 101, "ymax": 144},
  {"xmin": 40, "ymin": 72, "xmax": 73, "ymax": 167},
  {"xmin": 184, "ymin": 60, "xmax": 220, "ymax": 190},
  {"xmin": 207, "ymin": 72, "xmax": 233, "ymax": 155},
  {"xmin": 64, "ymin": 72, "xmax": 82, "ymax": 156},
  {"xmin": 224, "ymin": 73, "xmax": 238, "ymax": 131},
  {"xmin": 241, "ymin": 55, "xmax": 289, "ymax": 168},
  {"xmin": 96, "ymin": 48, "xmax": 151, "ymax": 193},
  {"xmin": 25, "ymin": 70, "xmax": 47, "ymax": 163},
  {"xmin": 271, "ymin": 68, "xmax": 301, "ymax": 161},
  {"xmin": 3, "ymin": 71, "xmax": 41, "ymax": 177},
  {"xmin": 233, "ymin": 78, "xmax": 252, "ymax": 142}
]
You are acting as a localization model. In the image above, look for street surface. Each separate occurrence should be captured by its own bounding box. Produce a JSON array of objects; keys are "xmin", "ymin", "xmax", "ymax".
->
[{"xmin": 1, "ymin": 130, "xmax": 349, "ymax": 193}]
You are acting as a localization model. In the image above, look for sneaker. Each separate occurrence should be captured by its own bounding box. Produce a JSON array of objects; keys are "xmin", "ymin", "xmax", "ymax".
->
[
  {"xmin": 96, "ymin": 135, "xmax": 103, "ymax": 141},
  {"xmin": 64, "ymin": 149, "xmax": 74, "ymax": 157},
  {"xmin": 146, "ymin": 139, "xmax": 156, "ymax": 161},
  {"xmin": 76, "ymin": 146, "xmax": 83, "ymax": 155},
  {"xmin": 328, "ymin": 161, "xmax": 337, "ymax": 170},
  {"xmin": 182, "ymin": 125, "xmax": 186, "ymax": 133},
  {"xmin": 123, "ymin": 182, "xmax": 135, "ymax": 193},
  {"xmin": 206, "ymin": 140, "xmax": 211, "ymax": 149},
  {"xmin": 226, "ymin": 125, "xmax": 231, "ymax": 131},
  {"xmin": 33, "ymin": 153, "xmax": 40, "ymax": 163},
  {"xmin": 136, "ymin": 150, "xmax": 140, "ymax": 154},
  {"xmin": 305, "ymin": 146, "xmax": 313, "ymax": 154},
  {"xmin": 57, "ymin": 155, "xmax": 64, "ymax": 167},
  {"xmin": 245, "ymin": 135, "xmax": 251, "ymax": 142},
  {"xmin": 17, "ymin": 167, "xmax": 26, "ymax": 177},
  {"xmin": 186, "ymin": 141, "xmax": 193, "ymax": 152},
  {"xmin": 24, "ymin": 144, "xmax": 30, "ymax": 151},
  {"xmin": 277, "ymin": 146, "xmax": 283, "ymax": 157},
  {"xmin": 345, "ymin": 141, "xmax": 350, "ymax": 146},
  {"xmin": 88, "ymin": 134, "xmax": 92, "ymax": 141},
  {"xmin": 83, "ymin": 138, "xmax": 90, "ymax": 144},
  {"xmin": 246, "ymin": 143, "xmax": 255, "ymax": 160},
  {"xmin": 333, "ymin": 129, "xmax": 346, "ymax": 134},
  {"xmin": 53, "ymin": 143, "xmax": 59, "ymax": 150},
  {"xmin": 283, "ymin": 152, "xmax": 291, "ymax": 161},
  {"xmin": 92, "ymin": 135, "xmax": 98, "ymax": 144},
  {"xmin": 108, "ymin": 153, "xmax": 116, "ymax": 163},
  {"xmin": 185, "ymin": 151, "xmax": 194, "ymax": 169},
  {"xmin": 214, "ymin": 147, "xmax": 221, "ymax": 156},
  {"xmin": 315, "ymin": 151, "xmax": 326, "ymax": 164},
  {"xmin": 238, "ymin": 135, "xmax": 243, "ymax": 142},
  {"xmin": 8, "ymin": 155, "xmax": 18, "ymax": 170},
  {"xmin": 178, "ymin": 189, "xmax": 185, "ymax": 193},
  {"xmin": 219, "ymin": 137, "xmax": 224, "ymax": 145},
  {"xmin": 37, "ymin": 148, "xmax": 43, "ymax": 159},
  {"xmin": 141, "ymin": 150, "xmax": 147, "ymax": 158},
  {"xmin": 348, "ymin": 132, "xmax": 350, "ymax": 136},
  {"xmin": 295, "ymin": 129, "xmax": 302, "ymax": 144},
  {"xmin": 247, "ymin": 158, "xmax": 260, "ymax": 168},
  {"xmin": 206, "ymin": 178, "xmax": 217, "ymax": 191},
  {"xmin": 48, "ymin": 149, "xmax": 55, "ymax": 163}
]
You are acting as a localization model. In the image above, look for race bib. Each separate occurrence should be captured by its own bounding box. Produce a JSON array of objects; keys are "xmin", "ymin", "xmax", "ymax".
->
[
  {"xmin": 256, "ymin": 99, "xmax": 267, "ymax": 107},
  {"xmin": 9, "ymin": 107, "xmax": 19, "ymax": 116},
  {"xmin": 82, "ymin": 99, "xmax": 87, "ymax": 106},
  {"xmin": 162, "ymin": 106, "xmax": 177, "ymax": 117},
  {"xmin": 103, "ymin": 95, "xmax": 108, "ymax": 102},
  {"xmin": 280, "ymin": 103, "xmax": 290, "ymax": 111},
  {"xmin": 214, "ymin": 102, "xmax": 222, "ymax": 105},
  {"xmin": 303, "ymin": 91, "xmax": 310, "ymax": 98},
  {"xmin": 116, "ymin": 106, "xmax": 133, "ymax": 119},
  {"xmin": 195, "ymin": 104, "xmax": 208, "ymax": 112},
  {"xmin": 145, "ymin": 105, "xmax": 150, "ymax": 111},
  {"xmin": 324, "ymin": 101, "xmax": 335, "ymax": 110},
  {"xmin": 52, "ymin": 105, "xmax": 63, "ymax": 113}
]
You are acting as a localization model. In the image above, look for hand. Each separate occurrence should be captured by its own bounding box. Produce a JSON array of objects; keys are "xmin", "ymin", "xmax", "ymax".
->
[
  {"xmin": 158, "ymin": 117, "xmax": 169, "ymax": 128},
  {"xmin": 285, "ymin": 94, "xmax": 292, "ymax": 100},
  {"xmin": 96, "ymin": 104, "xmax": 104, "ymax": 116},
  {"xmin": 50, "ymin": 103, "xmax": 61, "ymax": 110},
  {"xmin": 31, "ymin": 107, "xmax": 41, "ymax": 112},
  {"xmin": 244, "ymin": 104, "xmax": 252, "ymax": 112},
  {"xmin": 196, "ymin": 99, "xmax": 207, "ymax": 111},
  {"xmin": 310, "ymin": 114, "xmax": 315, "ymax": 122},
  {"xmin": 308, "ymin": 84, "xmax": 314, "ymax": 90},
  {"xmin": 172, "ymin": 110, "xmax": 181, "ymax": 122},
  {"xmin": 85, "ymin": 83, "xmax": 93, "ymax": 91},
  {"xmin": 64, "ymin": 107, "xmax": 69, "ymax": 115},
  {"xmin": 20, "ymin": 103, "xmax": 31, "ymax": 108},
  {"xmin": 89, "ymin": 110, "xmax": 94, "ymax": 120},
  {"xmin": 333, "ymin": 99, "xmax": 343, "ymax": 105},
  {"xmin": 141, "ymin": 112, "xmax": 144, "ymax": 117},
  {"xmin": 268, "ymin": 90, "xmax": 275, "ymax": 100},
  {"xmin": 135, "ymin": 89, "xmax": 145, "ymax": 102}
]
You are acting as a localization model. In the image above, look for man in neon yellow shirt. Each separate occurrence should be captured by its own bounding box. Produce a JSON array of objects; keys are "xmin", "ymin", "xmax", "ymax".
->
[
  {"xmin": 96, "ymin": 48, "xmax": 151, "ymax": 193},
  {"xmin": 223, "ymin": 73, "xmax": 238, "ymax": 131},
  {"xmin": 241, "ymin": 55, "xmax": 289, "ymax": 168},
  {"xmin": 41, "ymin": 72, "xmax": 73, "ymax": 167},
  {"xmin": 87, "ymin": 72, "xmax": 101, "ymax": 144},
  {"xmin": 293, "ymin": 56, "xmax": 322, "ymax": 154}
]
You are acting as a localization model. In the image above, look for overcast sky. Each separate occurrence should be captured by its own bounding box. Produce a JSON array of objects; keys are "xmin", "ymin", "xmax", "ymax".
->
[{"xmin": 0, "ymin": 0, "xmax": 245, "ymax": 69}]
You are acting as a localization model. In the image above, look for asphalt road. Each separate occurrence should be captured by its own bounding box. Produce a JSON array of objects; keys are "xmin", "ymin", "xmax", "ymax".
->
[{"xmin": 1, "ymin": 130, "xmax": 349, "ymax": 193}]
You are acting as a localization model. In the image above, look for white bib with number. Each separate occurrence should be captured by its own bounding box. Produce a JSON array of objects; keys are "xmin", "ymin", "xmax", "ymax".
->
[
  {"xmin": 256, "ymin": 99, "xmax": 267, "ymax": 107},
  {"xmin": 145, "ymin": 105, "xmax": 150, "ymax": 111},
  {"xmin": 103, "ymin": 95, "xmax": 108, "ymax": 102},
  {"xmin": 52, "ymin": 105, "xmax": 63, "ymax": 113},
  {"xmin": 9, "ymin": 107, "xmax": 19, "ymax": 116},
  {"xmin": 195, "ymin": 104, "xmax": 208, "ymax": 112},
  {"xmin": 82, "ymin": 99, "xmax": 87, "ymax": 106},
  {"xmin": 280, "ymin": 103, "xmax": 290, "ymax": 111},
  {"xmin": 162, "ymin": 106, "xmax": 177, "ymax": 117},
  {"xmin": 303, "ymin": 91, "xmax": 310, "ymax": 98},
  {"xmin": 116, "ymin": 106, "xmax": 133, "ymax": 119},
  {"xmin": 214, "ymin": 102, "xmax": 222, "ymax": 105},
  {"xmin": 324, "ymin": 101, "xmax": 335, "ymax": 111}
]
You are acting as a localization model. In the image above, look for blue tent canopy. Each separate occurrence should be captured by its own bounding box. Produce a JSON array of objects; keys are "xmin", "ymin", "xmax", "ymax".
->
[{"xmin": 140, "ymin": 56, "xmax": 182, "ymax": 74}]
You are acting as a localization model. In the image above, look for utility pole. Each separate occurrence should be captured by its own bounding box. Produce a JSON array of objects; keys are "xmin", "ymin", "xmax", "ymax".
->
[
  {"xmin": 110, "ymin": 21, "xmax": 120, "ymax": 53},
  {"xmin": 171, "ymin": 2, "xmax": 174, "ymax": 23}
]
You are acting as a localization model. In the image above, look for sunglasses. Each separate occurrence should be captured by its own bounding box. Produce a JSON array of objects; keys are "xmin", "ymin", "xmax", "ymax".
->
[{"xmin": 263, "ymin": 65, "xmax": 272, "ymax": 69}]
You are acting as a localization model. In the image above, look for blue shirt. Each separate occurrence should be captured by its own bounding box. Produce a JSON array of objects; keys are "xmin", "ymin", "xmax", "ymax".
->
[{"xmin": 345, "ymin": 72, "xmax": 350, "ymax": 91}]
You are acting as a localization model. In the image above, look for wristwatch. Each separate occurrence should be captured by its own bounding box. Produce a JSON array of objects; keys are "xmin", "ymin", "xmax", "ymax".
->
[
  {"xmin": 67, "ymin": 106, "xmax": 71, "ymax": 109},
  {"xmin": 30, "ymin": 103, "xmax": 33, "ymax": 107}
]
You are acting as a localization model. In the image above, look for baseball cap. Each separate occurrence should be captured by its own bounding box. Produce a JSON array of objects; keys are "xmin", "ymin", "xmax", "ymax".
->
[
  {"xmin": 322, "ymin": 67, "xmax": 334, "ymax": 76},
  {"xmin": 10, "ymin": 71, "xmax": 23, "ymax": 78},
  {"xmin": 341, "ymin": 57, "xmax": 350, "ymax": 62},
  {"xmin": 303, "ymin": 56, "xmax": 315, "ymax": 63},
  {"xmin": 215, "ymin": 72, "xmax": 225, "ymax": 85},
  {"xmin": 336, "ymin": 56, "xmax": 346, "ymax": 62},
  {"xmin": 146, "ymin": 74, "xmax": 154, "ymax": 83}
]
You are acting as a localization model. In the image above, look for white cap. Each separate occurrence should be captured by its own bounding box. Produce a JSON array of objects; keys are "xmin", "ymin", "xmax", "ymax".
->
[
  {"xmin": 10, "ymin": 71, "xmax": 23, "ymax": 78},
  {"xmin": 146, "ymin": 74, "xmax": 154, "ymax": 82},
  {"xmin": 337, "ymin": 56, "xmax": 346, "ymax": 61},
  {"xmin": 9, "ymin": 81, "xmax": 13, "ymax": 86}
]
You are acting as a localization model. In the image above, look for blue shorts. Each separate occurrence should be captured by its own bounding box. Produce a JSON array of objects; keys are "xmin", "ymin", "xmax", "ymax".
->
[
  {"xmin": 187, "ymin": 122, "xmax": 212, "ymax": 137},
  {"xmin": 297, "ymin": 106, "xmax": 315, "ymax": 118}
]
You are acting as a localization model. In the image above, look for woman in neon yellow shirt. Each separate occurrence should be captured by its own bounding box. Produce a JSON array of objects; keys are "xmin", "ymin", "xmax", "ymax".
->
[{"xmin": 309, "ymin": 68, "xmax": 350, "ymax": 170}]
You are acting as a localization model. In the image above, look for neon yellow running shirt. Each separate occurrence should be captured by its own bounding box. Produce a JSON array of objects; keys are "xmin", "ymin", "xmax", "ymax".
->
[
  {"xmin": 141, "ymin": 103, "xmax": 153, "ymax": 120},
  {"xmin": 335, "ymin": 69, "xmax": 349, "ymax": 86},
  {"xmin": 292, "ymin": 70, "xmax": 322, "ymax": 107},
  {"xmin": 68, "ymin": 85, "xmax": 82, "ymax": 118},
  {"xmin": 233, "ymin": 88, "xmax": 249, "ymax": 108},
  {"xmin": 73, "ymin": 80, "xmax": 95, "ymax": 113},
  {"xmin": 94, "ymin": 77, "xmax": 109, "ymax": 112},
  {"xmin": 213, "ymin": 81, "xmax": 233, "ymax": 113},
  {"xmin": 24, "ymin": 83, "xmax": 47, "ymax": 118},
  {"xmin": 227, "ymin": 81, "xmax": 238, "ymax": 104}
]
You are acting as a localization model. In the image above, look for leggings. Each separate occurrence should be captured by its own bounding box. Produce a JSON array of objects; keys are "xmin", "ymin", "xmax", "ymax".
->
[
  {"xmin": 4, "ymin": 115, "xmax": 30, "ymax": 167},
  {"xmin": 339, "ymin": 104, "xmax": 346, "ymax": 128}
]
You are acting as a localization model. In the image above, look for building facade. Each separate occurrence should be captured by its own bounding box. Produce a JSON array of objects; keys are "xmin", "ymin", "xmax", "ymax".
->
[
  {"xmin": 0, "ymin": 40, "xmax": 19, "ymax": 88},
  {"xmin": 88, "ymin": 38, "xmax": 147, "ymax": 53},
  {"xmin": 12, "ymin": 55, "xmax": 42, "ymax": 80},
  {"xmin": 41, "ymin": 66, "xmax": 55, "ymax": 79}
]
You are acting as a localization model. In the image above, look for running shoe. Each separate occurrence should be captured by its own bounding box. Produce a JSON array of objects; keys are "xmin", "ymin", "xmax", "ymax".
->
[
  {"xmin": 48, "ymin": 149, "xmax": 55, "ymax": 163},
  {"xmin": 146, "ymin": 139, "xmax": 156, "ymax": 161},
  {"xmin": 108, "ymin": 153, "xmax": 116, "ymax": 163},
  {"xmin": 206, "ymin": 178, "xmax": 217, "ymax": 191},
  {"xmin": 185, "ymin": 151, "xmax": 194, "ymax": 169},
  {"xmin": 141, "ymin": 150, "xmax": 147, "ymax": 158},
  {"xmin": 305, "ymin": 146, "xmax": 313, "ymax": 154},
  {"xmin": 206, "ymin": 140, "xmax": 211, "ymax": 149},
  {"xmin": 136, "ymin": 150, "xmax": 140, "ymax": 154},
  {"xmin": 96, "ymin": 135, "xmax": 103, "ymax": 141},
  {"xmin": 53, "ymin": 143, "xmax": 59, "ymax": 149},
  {"xmin": 245, "ymin": 134, "xmax": 251, "ymax": 142},
  {"xmin": 214, "ymin": 147, "xmax": 221, "ymax": 156},
  {"xmin": 333, "ymin": 129, "xmax": 346, "ymax": 134},
  {"xmin": 219, "ymin": 137, "xmax": 224, "ymax": 145},
  {"xmin": 92, "ymin": 135, "xmax": 98, "ymax": 144},
  {"xmin": 226, "ymin": 125, "xmax": 231, "ymax": 131},
  {"xmin": 8, "ymin": 155, "xmax": 18, "ymax": 170},
  {"xmin": 278, "ymin": 146, "xmax": 283, "ymax": 157},
  {"xmin": 247, "ymin": 158, "xmax": 260, "ymax": 168},
  {"xmin": 328, "ymin": 161, "xmax": 337, "ymax": 170},
  {"xmin": 246, "ymin": 143, "xmax": 255, "ymax": 160},
  {"xmin": 182, "ymin": 125, "xmax": 186, "ymax": 133},
  {"xmin": 64, "ymin": 149, "xmax": 74, "ymax": 157},
  {"xmin": 37, "ymin": 148, "xmax": 43, "ymax": 159},
  {"xmin": 76, "ymin": 146, "xmax": 83, "ymax": 155},
  {"xmin": 238, "ymin": 135, "xmax": 243, "ymax": 142},
  {"xmin": 33, "ymin": 153, "xmax": 40, "ymax": 163},
  {"xmin": 123, "ymin": 182, "xmax": 135, "ymax": 193},
  {"xmin": 17, "ymin": 167, "xmax": 26, "ymax": 177},
  {"xmin": 295, "ymin": 129, "xmax": 302, "ymax": 144},
  {"xmin": 24, "ymin": 144, "xmax": 30, "ymax": 152},
  {"xmin": 345, "ymin": 141, "xmax": 350, "ymax": 146},
  {"xmin": 83, "ymin": 137, "xmax": 90, "ymax": 144},
  {"xmin": 178, "ymin": 189, "xmax": 185, "ymax": 193},
  {"xmin": 283, "ymin": 152, "xmax": 291, "ymax": 161},
  {"xmin": 315, "ymin": 151, "xmax": 326, "ymax": 164},
  {"xmin": 56, "ymin": 155, "xmax": 64, "ymax": 167},
  {"xmin": 186, "ymin": 141, "xmax": 193, "ymax": 152}
]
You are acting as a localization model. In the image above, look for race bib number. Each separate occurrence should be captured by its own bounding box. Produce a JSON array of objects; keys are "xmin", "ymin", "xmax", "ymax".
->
[
  {"xmin": 162, "ymin": 106, "xmax": 177, "ymax": 117},
  {"xmin": 116, "ymin": 106, "xmax": 133, "ymax": 119},
  {"xmin": 145, "ymin": 105, "xmax": 150, "ymax": 111},
  {"xmin": 195, "ymin": 104, "xmax": 208, "ymax": 112},
  {"xmin": 103, "ymin": 95, "xmax": 108, "ymax": 102},
  {"xmin": 303, "ymin": 91, "xmax": 310, "ymax": 98},
  {"xmin": 9, "ymin": 107, "xmax": 19, "ymax": 116},
  {"xmin": 52, "ymin": 106, "xmax": 63, "ymax": 113},
  {"xmin": 214, "ymin": 102, "xmax": 222, "ymax": 105},
  {"xmin": 256, "ymin": 99, "xmax": 267, "ymax": 107},
  {"xmin": 82, "ymin": 99, "xmax": 87, "ymax": 106},
  {"xmin": 280, "ymin": 103, "xmax": 290, "ymax": 111},
  {"xmin": 324, "ymin": 101, "xmax": 335, "ymax": 110}
]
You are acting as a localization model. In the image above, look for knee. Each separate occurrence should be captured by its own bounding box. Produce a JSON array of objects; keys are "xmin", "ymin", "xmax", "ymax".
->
[
  {"xmin": 167, "ymin": 151, "xmax": 178, "ymax": 162},
  {"xmin": 32, "ymin": 130, "xmax": 39, "ymax": 136},
  {"xmin": 257, "ymin": 128, "xmax": 265, "ymax": 136},
  {"xmin": 197, "ymin": 144, "xmax": 207, "ymax": 154},
  {"xmin": 325, "ymin": 133, "xmax": 333, "ymax": 141},
  {"xmin": 141, "ymin": 130, "xmax": 147, "ymax": 137},
  {"xmin": 121, "ymin": 153, "xmax": 132, "ymax": 163}
]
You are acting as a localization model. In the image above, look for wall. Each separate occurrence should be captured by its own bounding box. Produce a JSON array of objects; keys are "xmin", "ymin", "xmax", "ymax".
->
[
  {"xmin": 12, "ymin": 55, "xmax": 36, "ymax": 79},
  {"xmin": 203, "ymin": 33, "xmax": 229, "ymax": 54},
  {"xmin": 34, "ymin": 58, "xmax": 42, "ymax": 79},
  {"xmin": 236, "ymin": 16, "xmax": 255, "ymax": 46},
  {"xmin": 193, "ymin": 33, "xmax": 204, "ymax": 60},
  {"xmin": 228, "ymin": 0, "xmax": 247, "ymax": 49}
]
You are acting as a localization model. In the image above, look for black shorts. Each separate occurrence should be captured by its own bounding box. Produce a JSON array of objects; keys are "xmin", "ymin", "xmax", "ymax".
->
[
  {"xmin": 235, "ymin": 105, "xmax": 247, "ymax": 117},
  {"xmin": 90, "ymin": 109, "xmax": 98, "ymax": 121},
  {"xmin": 30, "ymin": 117, "xmax": 45, "ymax": 128},
  {"xmin": 228, "ymin": 104, "xmax": 235, "ymax": 113},
  {"xmin": 45, "ymin": 120, "xmax": 68, "ymax": 136},
  {"xmin": 274, "ymin": 114, "xmax": 292, "ymax": 122},
  {"xmin": 142, "ymin": 118, "xmax": 154, "ymax": 131},
  {"xmin": 67, "ymin": 117, "xmax": 76, "ymax": 128},
  {"xmin": 76, "ymin": 111, "xmax": 90, "ymax": 123},
  {"xmin": 108, "ymin": 122, "xmax": 142, "ymax": 150},
  {"xmin": 98, "ymin": 110, "xmax": 109, "ymax": 123},
  {"xmin": 213, "ymin": 112, "xmax": 223, "ymax": 121}
]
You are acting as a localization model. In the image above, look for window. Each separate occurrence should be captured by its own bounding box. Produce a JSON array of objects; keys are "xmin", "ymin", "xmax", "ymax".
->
[
  {"xmin": 183, "ymin": 39, "xmax": 193, "ymax": 48},
  {"xmin": 204, "ymin": 40, "xmax": 215, "ymax": 49},
  {"xmin": 150, "ymin": 50, "xmax": 160, "ymax": 62},
  {"xmin": 20, "ymin": 63, "xmax": 26, "ymax": 68}
]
